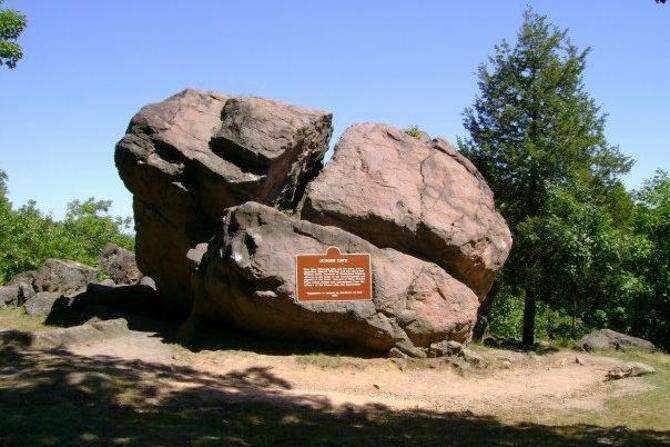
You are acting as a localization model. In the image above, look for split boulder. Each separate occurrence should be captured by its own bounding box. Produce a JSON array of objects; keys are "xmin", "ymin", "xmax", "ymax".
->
[
  {"xmin": 301, "ymin": 123, "xmax": 512, "ymax": 298},
  {"xmin": 115, "ymin": 89, "xmax": 333, "ymax": 307}
]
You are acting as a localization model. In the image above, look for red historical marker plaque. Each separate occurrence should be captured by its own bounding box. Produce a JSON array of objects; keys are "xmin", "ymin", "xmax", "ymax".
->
[{"xmin": 296, "ymin": 246, "xmax": 372, "ymax": 302}]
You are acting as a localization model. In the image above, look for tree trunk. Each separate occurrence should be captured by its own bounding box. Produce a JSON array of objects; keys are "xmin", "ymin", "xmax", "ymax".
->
[
  {"xmin": 522, "ymin": 288, "xmax": 537, "ymax": 347},
  {"xmin": 472, "ymin": 281, "xmax": 500, "ymax": 341}
]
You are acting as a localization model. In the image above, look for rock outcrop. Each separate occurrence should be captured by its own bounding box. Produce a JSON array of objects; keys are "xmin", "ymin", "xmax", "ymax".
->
[
  {"xmin": 301, "ymin": 124, "xmax": 511, "ymax": 298},
  {"xmin": 0, "ymin": 318, "xmax": 129, "ymax": 350},
  {"xmin": 192, "ymin": 202, "xmax": 479, "ymax": 353},
  {"xmin": 115, "ymin": 89, "xmax": 512, "ymax": 356},
  {"xmin": 115, "ymin": 89, "xmax": 333, "ymax": 307},
  {"xmin": 577, "ymin": 329, "xmax": 655, "ymax": 352}
]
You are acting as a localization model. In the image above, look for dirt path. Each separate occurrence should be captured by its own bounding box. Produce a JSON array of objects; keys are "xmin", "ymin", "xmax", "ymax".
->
[{"xmin": 67, "ymin": 329, "xmax": 654, "ymax": 418}]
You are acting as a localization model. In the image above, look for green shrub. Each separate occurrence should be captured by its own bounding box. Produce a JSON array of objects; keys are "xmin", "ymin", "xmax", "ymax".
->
[{"xmin": 0, "ymin": 170, "xmax": 133, "ymax": 283}]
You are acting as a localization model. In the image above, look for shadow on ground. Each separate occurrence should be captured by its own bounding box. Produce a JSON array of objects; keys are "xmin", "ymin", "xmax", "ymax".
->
[
  {"xmin": 1, "ymin": 346, "xmax": 668, "ymax": 447},
  {"xmin": 44, "ymin": 289, "xmax": 380, "ymax": 358}
]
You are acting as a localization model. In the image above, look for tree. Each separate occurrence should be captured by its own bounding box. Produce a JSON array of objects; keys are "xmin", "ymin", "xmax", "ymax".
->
[
  {"xmin": 628, "ymin": 171, "xmax": 670, "ymax": 348},
  {"xmin": 0, "ymin": 0, "xmax": 26, "ymax": 69},
  {"xmin": 459, "ymin": 10, "xmax": 632, "ymax": 345}
]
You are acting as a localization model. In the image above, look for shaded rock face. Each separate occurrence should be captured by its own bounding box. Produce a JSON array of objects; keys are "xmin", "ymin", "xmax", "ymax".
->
[
  {"xmin": 577, "ymin": 329, "xmax": 655, "ymax": 352},
  {"xmin": 193, "ymin": 202, "xmax": 479, "ymax": 353},
  {"xmin": 33, "ymin": 259, "xmax": 97, "ymax": 294},
  {"xmin": 100, "ymin": 243, "xmax": 142, "ymax": 285},
  {"xmin": 115, "ymin": 89, "xmax": 333, "ymax": 306},
  {"xmin": 301, "ymin": 123, "xmax": 512, "ymax": 299}
]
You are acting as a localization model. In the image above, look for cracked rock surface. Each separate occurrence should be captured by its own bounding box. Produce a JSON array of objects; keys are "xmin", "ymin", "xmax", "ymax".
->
[
  {"xmin": 301, "ymin": 123, "xmax": 512, "ymax": 299},
  {"xmin": 193, "ymin": 202, "xmax": 479, "ymax": 352},
  {"xmin": 116, "ymin": 90, "xmax": 511, "ymax": 355},
  {"xmin": 115, "ymin": 89, "xmax": 332, "ymax": 307}
]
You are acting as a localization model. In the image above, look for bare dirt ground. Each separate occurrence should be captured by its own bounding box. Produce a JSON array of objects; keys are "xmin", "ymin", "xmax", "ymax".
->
[
  {"xmin": 2, "ymin": 311, "xmax": 669, "ymax": 446},
  {"xmin": 66, "ymin": 328, "xmax": 653, "ymax": 420}
]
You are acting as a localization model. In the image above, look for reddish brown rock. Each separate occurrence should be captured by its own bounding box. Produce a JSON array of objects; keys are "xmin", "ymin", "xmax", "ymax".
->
[
  {"xmin": 115, "ymin": 89, "xmax": 332, "ymax": 308},
  {"xmin": 301, "ymin": 123, "xmax": 512, "ymax": 299},
  {"xmin": 192, "ymin": 202, "xmax": 479, "ymax": 355}
]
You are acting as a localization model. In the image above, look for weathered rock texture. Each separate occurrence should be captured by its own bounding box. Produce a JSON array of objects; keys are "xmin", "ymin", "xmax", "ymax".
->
[
  {"xmin": 0, "ymin": 319, "xmax": 129, "ymax": 350},
  {"xmin": 33, "ymin": 259, "xmax": 97, "ymax": 294},
  {"xmin": 577, "ymin": 329, "xmax": 655, "ymax": 352},
  {"xmin": 115, "ymin": 90, "xmax": 512, "ymax": 355},
  {"xmin": 193, "ymin": 202, "xmax": 479, "ymax": 353},
  {"xmin": 100, "ymin": 243, "xmax": 142, "ymax": 284},
  {"xmin": 115, "ymin": 89, "xmax": 333, "ymax": 306},
  {"xmin": 301, "ymin": 123, "xmax": 511, "ymax": 299}
]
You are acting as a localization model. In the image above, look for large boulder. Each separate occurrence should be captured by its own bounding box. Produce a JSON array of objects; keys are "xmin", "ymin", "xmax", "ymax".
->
[
  {"xmin": 301, "ymin": 124, "xmax": 512, "ymax": 299},
  {"xmin": 115, "ymin": 89, "xmax": 333, "ymax": 308},
  {"xmin": 33, "ymin": 259, "xmax": 97, "ymax": 294},
  {"xmin": 100, "ymin": 243, "xmax": 142, "ymax": 284},
  {"xmin": 577, "ymin": 329, "xmax": 655, "ymax": 352},
  {"xmin": 192, "ymin": 202, "xmax": 479, "ymax": 355}
]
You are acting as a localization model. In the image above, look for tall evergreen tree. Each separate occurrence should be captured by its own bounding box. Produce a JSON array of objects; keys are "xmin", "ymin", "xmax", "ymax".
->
[{"xmin": 460, "ymin": 10, "xmax": 632, "ymax": 345}]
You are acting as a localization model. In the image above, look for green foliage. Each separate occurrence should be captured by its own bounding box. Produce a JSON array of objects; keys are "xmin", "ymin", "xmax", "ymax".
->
[
  {"xmin": 405, "ymin": 125, "xmax": 422, "ymax": 139},
  {"xmin": 0, "ymin": 0, "xmax": 26, "ymax": 69},
  {"xmin": 0, "ymin": 170, "xmax": 133, "ymax": 284},
  {"xmin": 460, "ymin": 9, "xmax": 634, "ymax": 345},
  {"xmin": 626, "ymin": 171, "xmax": 670, "ymax": 347}
]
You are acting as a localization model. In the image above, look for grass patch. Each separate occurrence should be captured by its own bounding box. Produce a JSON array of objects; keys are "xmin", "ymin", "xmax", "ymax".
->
[{"xmin": 0, "ymin": 307, "xmax": 47, "ymax": 332}]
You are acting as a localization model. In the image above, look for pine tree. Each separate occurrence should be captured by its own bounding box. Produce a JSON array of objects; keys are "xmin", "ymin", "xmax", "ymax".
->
[{"xmin": 460, "ymin": 10, "xmax": 632, "ymax": 345}]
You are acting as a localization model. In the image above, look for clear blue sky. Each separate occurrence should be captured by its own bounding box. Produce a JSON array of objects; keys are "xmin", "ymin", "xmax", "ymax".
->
[{"xmin": 1, "ymin": 0, "xmax": 668, "ymax": 219}]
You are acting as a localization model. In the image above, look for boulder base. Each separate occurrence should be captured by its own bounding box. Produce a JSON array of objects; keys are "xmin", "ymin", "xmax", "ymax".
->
[{"xmin": 193, "ymin": 202, "xmax": 479, "ymax": 355}]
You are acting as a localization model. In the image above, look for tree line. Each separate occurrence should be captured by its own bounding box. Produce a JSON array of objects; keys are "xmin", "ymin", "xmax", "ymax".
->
[{"xmin": 0, "ymin": 171, "xmax": 133, "ymax": 282}]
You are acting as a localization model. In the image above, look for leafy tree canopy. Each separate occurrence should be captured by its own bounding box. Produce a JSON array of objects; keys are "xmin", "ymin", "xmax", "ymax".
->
[
  {"xmin": 0, "ymin": 170, "xmax": 134, "ymax": 283},
  {"xmin": 0, "ymin": 0, "xmax": 26, "ymax": 69}
]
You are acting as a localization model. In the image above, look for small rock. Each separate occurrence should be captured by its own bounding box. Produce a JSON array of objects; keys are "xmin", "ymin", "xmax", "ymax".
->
[
  {"xmin": 6, "ymin": 270, "xmax": 37, "ymax": 288},
  {"xmin": 460, "ymin": 348, "xmax": 487, "ymax": 367},
  {"xmin": 100, "ymin": 243, "xmax": 142, "ymax": 284},
  {"xmin": 97, "ymin": 278, "xmax": 116, "ymax": 287},
  {"xmin": 24, "ymin": 292, "xmax": 64, "ymax": 316},
  {"xmin": 0, "ymin": 285, "xmax": 21, "ymax": 307},
  {"xmin": 606, "ymin": 362, "xmax": 655, "ymax": 380},
  {"xmin": 388, "ymin": 347, "xmax": 409, "ymax": 359},
  {"xmin": 395, "ymin": 340, "xmax": 428, "ymax": 359},
  {"xmin": 373, "ymin": 384, "xmax": 381, "ymax": 390},
  {"xmin": 500, "ymin": 359, "xmax": 512, "ymax": 369},
  {"xmin": 575, "ymin": 357, "xmax": 585, "ymax": 365},
  {"xmin": 139, "ymin": 276, "xmax": 156, "ymax": 290},
  {"xmin": 577, "ymin": 329, "xmax": 655, "ymax": 352}
]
